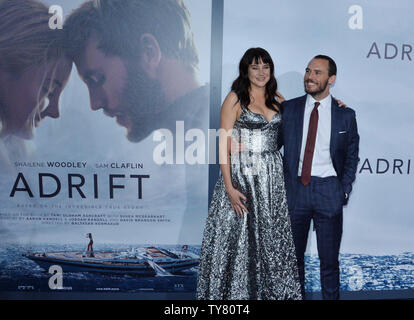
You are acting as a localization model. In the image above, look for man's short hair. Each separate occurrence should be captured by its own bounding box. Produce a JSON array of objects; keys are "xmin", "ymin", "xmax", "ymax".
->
[
  {"xmin": 64, "ymin": 0, "xmax": 198, "ymax": 69},
  {"xmin": 313, "ymin": 54, "xmax": 337, "ymax": 77}
]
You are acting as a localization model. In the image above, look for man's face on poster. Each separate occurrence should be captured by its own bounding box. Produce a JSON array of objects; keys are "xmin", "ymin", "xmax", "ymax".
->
[{"xmin": 73, "ymin": 37, "xmax": 166, "ymax": 143}]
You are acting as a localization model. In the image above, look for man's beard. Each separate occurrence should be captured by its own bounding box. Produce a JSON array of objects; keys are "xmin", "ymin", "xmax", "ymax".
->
[
  {"xmin": 304, "ymin": 78, "xmax": 329, "ymax": 97},
  {"xmin": 119, "ymin": 63, "xmax": 167, "ymax": 143}
]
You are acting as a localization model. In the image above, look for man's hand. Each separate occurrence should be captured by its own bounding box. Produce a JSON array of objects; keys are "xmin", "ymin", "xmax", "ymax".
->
[
  {"xmin": 276, "ymin": 91, "xmax": 285, "ymax": 104},
  {"xmin": 230, "ymin": 138, "xmax": 245, "ymax": 155}
]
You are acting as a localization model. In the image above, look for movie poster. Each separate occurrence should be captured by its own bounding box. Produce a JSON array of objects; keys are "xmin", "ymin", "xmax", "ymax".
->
[{"xmin": 0, "ymin": 0, "xmax": 211, "ymax": 297}]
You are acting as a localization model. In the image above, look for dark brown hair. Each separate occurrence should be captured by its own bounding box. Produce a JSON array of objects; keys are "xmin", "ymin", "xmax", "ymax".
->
[
  {"xmin": 231, "ymin": 47, "xmax": 281, "ymax": 112},
  {"xmin": 64, "ymin": 0, "xmax": 199, "ymax": 70}
]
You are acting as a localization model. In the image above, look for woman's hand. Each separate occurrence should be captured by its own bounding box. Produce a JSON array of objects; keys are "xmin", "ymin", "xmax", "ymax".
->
[
  {"xmin": 334, "ymin": 97, "xmax": 347, "ymax": 108},
  {"xmin": 226, "ymin": 186, "xmax": 249, "ymax": 217}
]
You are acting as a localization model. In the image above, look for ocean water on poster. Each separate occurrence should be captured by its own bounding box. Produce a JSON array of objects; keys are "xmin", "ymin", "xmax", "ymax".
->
[
  {"xmin": 0, "ymin": 243, "xmax": 412, "ymax": 293},
  {"xmin": 0, "ymin": 243, "xmax": 200, "ymax": 293}
]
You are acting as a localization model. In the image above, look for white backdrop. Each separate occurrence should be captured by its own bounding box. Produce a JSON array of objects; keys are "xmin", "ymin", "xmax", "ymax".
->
[{"xmin": 222, "ymin": 0, "xmax": 413, "ymax": 291}]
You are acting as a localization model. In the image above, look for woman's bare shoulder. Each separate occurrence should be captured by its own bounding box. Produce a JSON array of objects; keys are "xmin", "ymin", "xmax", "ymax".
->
[{"xmin": 221, "ymin": 92, "xmax": 242, "ymax": 119}]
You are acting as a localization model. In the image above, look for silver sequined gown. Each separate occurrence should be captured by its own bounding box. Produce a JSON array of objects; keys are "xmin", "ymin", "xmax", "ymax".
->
[{"xmin": 196, "ymin": 107, "xmax": 302, "ymax": 300}]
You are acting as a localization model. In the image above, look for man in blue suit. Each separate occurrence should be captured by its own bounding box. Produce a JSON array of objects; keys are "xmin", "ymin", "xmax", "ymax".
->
[{"xmin": 281, "ymin": 55, "xmax": 359, "ymax": 300}]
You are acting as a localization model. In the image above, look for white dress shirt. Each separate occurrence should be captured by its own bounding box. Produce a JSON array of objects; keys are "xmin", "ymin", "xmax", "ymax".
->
[{"xmin": 298, "ymin": 94, "xmax": 337, "ymax": 177}]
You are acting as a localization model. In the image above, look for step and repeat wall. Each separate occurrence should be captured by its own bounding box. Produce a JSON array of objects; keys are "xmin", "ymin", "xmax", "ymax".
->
[
  {"xmin": 221, "ymin": 0, "xmax": 414, "ymax": 296},
  {"xmin": 0, "ymin": 0, "xmax": 412, "ymax": 299}
]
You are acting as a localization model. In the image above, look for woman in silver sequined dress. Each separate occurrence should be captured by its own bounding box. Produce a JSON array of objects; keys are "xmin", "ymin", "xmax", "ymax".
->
[{"xmin": 196, "ymin": 48, "xmax": 302, "ymax": 300}]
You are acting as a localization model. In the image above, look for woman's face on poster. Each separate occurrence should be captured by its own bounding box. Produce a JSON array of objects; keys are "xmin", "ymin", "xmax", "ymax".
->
[
  {"xmin": 0, "ymin": 58, "xmax": 72, "ymax": 139},
  {"xmin": 36, "ymin": 58, "xmax": 73, "ymax": 125}
]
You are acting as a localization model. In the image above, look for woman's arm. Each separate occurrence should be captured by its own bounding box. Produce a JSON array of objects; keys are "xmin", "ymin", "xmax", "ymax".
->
[{"xmin": 219, "ymin": 92, "xmax": 248, "ymax": 216}]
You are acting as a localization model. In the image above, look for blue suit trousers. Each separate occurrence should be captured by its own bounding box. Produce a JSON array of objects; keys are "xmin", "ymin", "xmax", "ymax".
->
[{"xmin": 289, "ymin": 176, "xmax": 344, "ymax": 300}]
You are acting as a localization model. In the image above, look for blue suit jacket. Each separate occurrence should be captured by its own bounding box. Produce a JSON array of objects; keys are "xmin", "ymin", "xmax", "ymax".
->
[{"xmin": 280, "ymin": 95, "xmax": 360, "ymax": 211}]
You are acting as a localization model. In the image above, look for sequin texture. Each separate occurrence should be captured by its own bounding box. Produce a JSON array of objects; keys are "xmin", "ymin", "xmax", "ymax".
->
[{"xmin": 196, "ymin": 108, "xmax": 302, "ymax": 300}]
